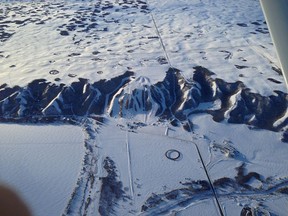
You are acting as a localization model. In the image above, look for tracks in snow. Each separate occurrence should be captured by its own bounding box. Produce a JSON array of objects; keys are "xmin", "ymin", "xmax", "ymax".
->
[{"xmin": 126, "ymin": 129, "xmax": 135, "ymax": 200}]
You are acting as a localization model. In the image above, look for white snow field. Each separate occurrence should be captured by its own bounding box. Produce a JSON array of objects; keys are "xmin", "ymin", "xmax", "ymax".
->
[
  {"xmin": 148, "ymin": 0, "xmax": 286, "ymax": 96},
  {"xmin": 0, "ymin": 0, "xmax": 288, "ymax": 215},
  {"xmin": 0, "ymin": 0, "xmax": 286, "ymax": 95},
  {"xmin": 95, "ymin": 120, "xmax": 219, "ymax": 215},
  {"xmin": 0, "ymin": 124, "xmax": 85, "ymax": 216}
]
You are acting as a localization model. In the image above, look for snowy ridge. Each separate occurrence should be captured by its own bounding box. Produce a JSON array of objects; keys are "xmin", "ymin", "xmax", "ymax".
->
[{"xmin": 0, "ymin": 66, "xmax": 287, "ymax": 134}]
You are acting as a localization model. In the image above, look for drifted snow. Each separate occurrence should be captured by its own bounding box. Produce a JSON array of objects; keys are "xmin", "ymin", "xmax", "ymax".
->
[{"xmin": 0, "ymin": 124, "xmax": 85, "ymax": 216}]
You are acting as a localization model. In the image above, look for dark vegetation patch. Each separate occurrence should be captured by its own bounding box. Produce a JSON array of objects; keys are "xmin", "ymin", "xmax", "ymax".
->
[
  {"xmin": 212, "ymin": 164, "xmax": 265, "ymax": 193},
  {"xmin": 60, "ymin": 30, "xmax": 69, "ymax": 36},
  {"xmin": 235, "ymin": 163, "xmax": 263, "ymax": 189},
  {"xmin": 282, "ymin": 130, "xmax": 288, "ymax": 143},
  {"xmin": 255, "ymin": 28, "xmax": 269, "ymax": 34},
  {"xmin": 272, "ymin": 66, "xmax": 282, "ymax": 75},
  {"xmin": 141, "ymin": 180, "xmax": 212, "ymax": 214},
  {"xmin": 237, "ymin": 23, "xmax": 248, "ymax": 27},
  {"xmin": 55, "ymin": 0, "xmax": 150, "ymax": 37},
  {"xmin": 235, "ymin": 65, "xmax": 249, "ymax": 69},
  {"xmin": 182, "ymin": 119, "xmax": 193, "ymax": 132},
  {"xmin": 277, "ymin": 187, "xmax": 288, "ymax": 195},
  {"xmin": 240, "ymin": 206, "xmax": 253, "ymax": 216},
  {"xmin": 157, "ymin": 56, "xmax": 168, "ymax": 65},
  {"xmin": 267, "ymin": 78, "xmax": 282, "ymax": 84},
  {"xmin": 219, "ymin": 50, "xmax": 232, "ymax": 60},
  {"xmin": 92, "ymin": 51, "xmax": 101, "ymax": 55},
  {"xmin": 251, "ymin": 21, "xmax": 261, "ymax": 26},
  {"xmin": 140, "ymin": 165, "xmax": 288, "ymax": 215},
  {"xmin": 68, "ymin": 53, "xmax": 81, "ymax": 57},
  {"xmin": 98, "ymin": 157, "xmax": 127, "ymax": 216}
]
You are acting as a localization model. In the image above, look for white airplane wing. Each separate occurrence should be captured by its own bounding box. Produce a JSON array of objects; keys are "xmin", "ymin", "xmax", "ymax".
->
[{"xmin": 260, "ymin": 0, "xmax": 288, "ymax": 89}]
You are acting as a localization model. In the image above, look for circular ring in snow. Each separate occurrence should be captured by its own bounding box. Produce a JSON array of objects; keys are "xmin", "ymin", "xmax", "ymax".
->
[
  {"xmin": 49, "ymin": 70, "xmax": 59, "ymax": 75},
  {"xmin": 165, "ymin": 149, "xmax": 181, "ymax": 161}
]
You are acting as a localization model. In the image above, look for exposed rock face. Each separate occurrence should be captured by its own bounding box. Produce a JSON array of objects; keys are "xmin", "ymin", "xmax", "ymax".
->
[{"xmin": 0, "ymin": 66, "xmax": 287, "ymax": 134}]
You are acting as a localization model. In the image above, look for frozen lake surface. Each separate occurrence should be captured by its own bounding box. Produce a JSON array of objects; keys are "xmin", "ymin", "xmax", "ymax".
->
[{"xmin": 0, "ymin": 124, "xmax": 85, "ymax": 216}]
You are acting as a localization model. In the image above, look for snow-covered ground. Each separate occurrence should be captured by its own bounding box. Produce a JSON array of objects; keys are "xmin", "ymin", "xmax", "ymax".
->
[
  {"xmin": 0, "ymin": 124, "xmax": 85, "ymax": 216},
  {"xmin": 95, "ymin": 119, "xmax": 218, "ymax": 215},
  {"xmin": 0, "ymin": 0, "xmax": 285, "ymax": 95},
  {"xmin": 0, "ymin": 0, "xmax": 287, "ymax": 215},
  {"xmin": 148, "ymin": 0, "xmax": 286, "ymax": 96},
  {"xmin": 82, "ymin": 116, "xmax": 287, "ymax": 215}
]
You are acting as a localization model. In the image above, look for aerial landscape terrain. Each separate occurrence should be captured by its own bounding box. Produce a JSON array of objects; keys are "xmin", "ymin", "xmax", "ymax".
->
[{"xmin": 0, "ymin": 0, "xmax": 287, "ymax": 215}]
